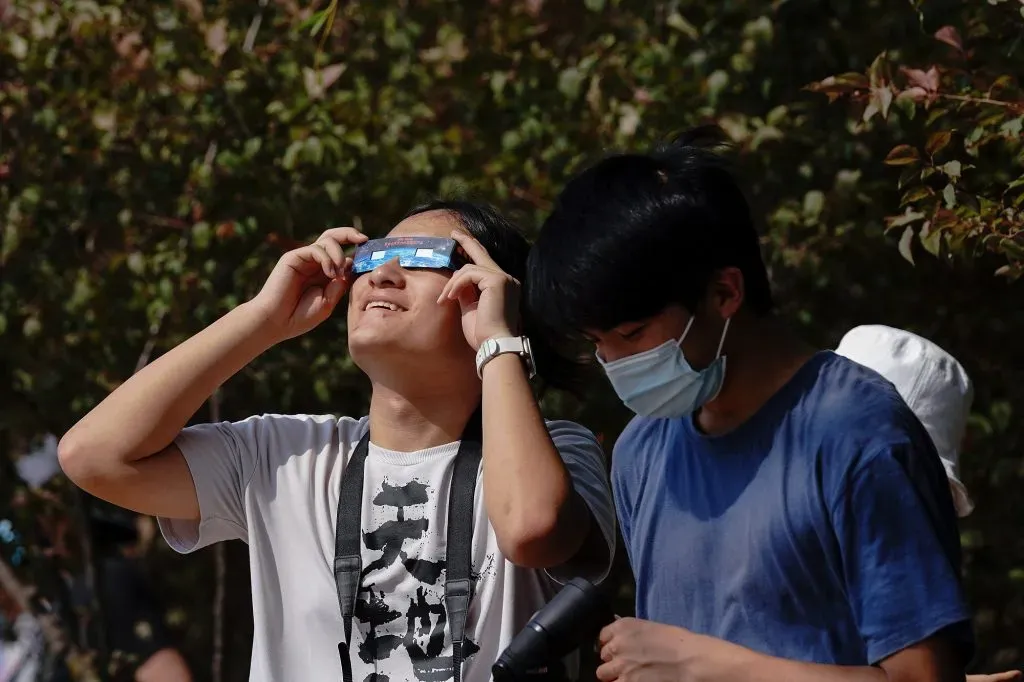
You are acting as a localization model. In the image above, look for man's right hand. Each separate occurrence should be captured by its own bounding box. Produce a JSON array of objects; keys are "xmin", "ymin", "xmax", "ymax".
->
[
  {"xmin": 251, "ymin": 227, "xmax": 368, "ymax": 342},
  {"xmin": 59, "ymin": 228, "xmax": 367, "ymax": 520}
]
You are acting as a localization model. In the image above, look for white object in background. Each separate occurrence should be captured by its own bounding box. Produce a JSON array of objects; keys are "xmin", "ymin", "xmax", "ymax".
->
[
  {"xmin": 836, "ymin": 324, "xmax": 975, "ymax": 517},
  {"xmin": 13, "ymin": 434, "xmax": 60, "ymax": 489}
]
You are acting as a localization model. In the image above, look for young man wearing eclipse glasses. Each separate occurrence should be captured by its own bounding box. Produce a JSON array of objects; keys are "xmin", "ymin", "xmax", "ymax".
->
[{"xmin": 58, "ymin": 201, "xmax": 616, "ymax": 682}]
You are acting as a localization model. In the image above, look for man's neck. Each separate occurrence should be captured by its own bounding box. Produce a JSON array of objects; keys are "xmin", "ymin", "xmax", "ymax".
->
[
  {"xmin": 367, "ymin": 383, "xmax": 481, "ymax": 452},
  {"xmin": 695, "ymin": 315, "xmax": 818, "ymax": 437}
]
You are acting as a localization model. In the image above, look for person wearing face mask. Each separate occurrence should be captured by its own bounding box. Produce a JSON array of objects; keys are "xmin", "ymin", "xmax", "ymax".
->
[
  {"xmin": 526, "ymin": 126, "xmax": 973, "ymax": 682},
  {"xmin": 57, "ymin": 201, "xmax": 616, "ymax": 682}
]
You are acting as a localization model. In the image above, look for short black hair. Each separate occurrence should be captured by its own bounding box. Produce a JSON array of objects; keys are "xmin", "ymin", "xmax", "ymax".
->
[
  {"xmin": 404, "ymin": 199, "xmax": 588, "ymax": 395},
  {"xmin": 526, "ymin": 125, "xmax": 774, "ymax": 338}
]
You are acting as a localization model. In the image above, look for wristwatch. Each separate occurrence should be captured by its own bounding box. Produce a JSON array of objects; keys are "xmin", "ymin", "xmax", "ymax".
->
[{"xmin": 475, "ymin": 336, "xmax": 537, "ymax": 379}]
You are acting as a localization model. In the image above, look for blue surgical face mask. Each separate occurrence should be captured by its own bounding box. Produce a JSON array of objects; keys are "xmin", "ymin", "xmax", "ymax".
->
[{"xmin": 597, "ymin": 316, "xmax": 731, "ymax": 419}]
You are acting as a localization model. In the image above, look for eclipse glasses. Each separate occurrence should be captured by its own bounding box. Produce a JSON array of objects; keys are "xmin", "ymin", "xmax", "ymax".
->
[{"xmin": 352, "ymin": 236, "xmax": 469, "ymax": 275}]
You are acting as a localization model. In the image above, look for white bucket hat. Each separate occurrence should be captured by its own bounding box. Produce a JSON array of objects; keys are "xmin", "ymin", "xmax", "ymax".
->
[{"xmin": 835, "ymin": 325, "xmax": 975, "ymax": 517}]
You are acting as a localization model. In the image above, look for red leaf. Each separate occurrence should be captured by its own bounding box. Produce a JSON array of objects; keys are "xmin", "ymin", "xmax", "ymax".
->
[
  {"xmin": 114, "ymin": 31, "xmax": 141, "ymax": 58},
  {"xmin": 900, "ymin": 66, "xmax": 939, "ymax": 94},
  {"xmin": 205, "ymin": 19, "xmax": 228, "ymax": 57},
  {"xmin": 215, "ymin": 222, "xmax": 236, "ymax": 240},
  {"xmin": 898, "ymin": 87, "xmax": 929, "ymax": 104},
  {"xmin": 934, "ymin": 26, "xmax": 963, "ymax": 52},
  {"xmin": 633, "ymin": 88, "xmax": 653, "ymax": 104}
]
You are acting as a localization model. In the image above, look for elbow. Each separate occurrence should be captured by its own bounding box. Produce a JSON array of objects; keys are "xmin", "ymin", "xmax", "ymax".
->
[
  {"xmin": 57, "ymin": 430, "xmax": 105, "ymax": 490},
  {"xmin": 57, "ymin": 431, "xmax": 88, "ymax": 483},
  {"xmin": 495, "ymin": 509, "xmax": 574, "ymax": 569}
]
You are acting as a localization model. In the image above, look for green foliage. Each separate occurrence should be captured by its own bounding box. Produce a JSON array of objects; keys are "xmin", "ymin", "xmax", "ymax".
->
[
  {"xmin": 1, "ymin": 0, "xmax": 1022, "ymax": 679},
  {"xmin": 807, "ymin": 1, "xmax": 1024, "ymax": 278}
]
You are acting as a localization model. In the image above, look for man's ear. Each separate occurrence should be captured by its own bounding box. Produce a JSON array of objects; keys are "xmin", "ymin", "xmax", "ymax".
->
[{"xmin": 707, "ymin": 267, "xmax": 745, "ymax": 320}]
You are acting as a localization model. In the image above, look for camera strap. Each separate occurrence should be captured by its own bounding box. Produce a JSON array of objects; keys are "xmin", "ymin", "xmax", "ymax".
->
[{"xmin": 334, "ymin": 411, "xmax": 482, "ymax": 682}]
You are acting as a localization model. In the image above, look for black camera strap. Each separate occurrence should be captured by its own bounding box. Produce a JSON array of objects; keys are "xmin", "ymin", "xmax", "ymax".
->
[{"xmin": 335, "ymin": 412, "xmax": 483, "ymax": 682}]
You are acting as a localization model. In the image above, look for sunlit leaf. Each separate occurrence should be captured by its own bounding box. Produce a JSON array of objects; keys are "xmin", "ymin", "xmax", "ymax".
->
[
  {"xmin": 884, "ymin": 145, "xmax": 920, "ymax": 166},
  {"xmin": 934, "ymin": 25, "xmax": 964, "ymax": 52},
  {"xmin": 898, "ymin": 225, "xmax": 916, "ymax": 264},
  {"xmin": 926, "ymin": 131, "xmax": 952, "ymax": 156}
]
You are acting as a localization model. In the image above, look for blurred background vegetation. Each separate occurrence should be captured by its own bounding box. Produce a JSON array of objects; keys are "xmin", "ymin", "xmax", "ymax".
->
[{"xmin": 1, "ymin": 0, "xmax": 1022, "ymax": 679}]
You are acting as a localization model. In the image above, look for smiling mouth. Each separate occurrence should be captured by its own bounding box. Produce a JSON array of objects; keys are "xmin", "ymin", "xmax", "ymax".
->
[{"xmin": 364, "ymin": 301, "xmax": 405, "ymax": 312}]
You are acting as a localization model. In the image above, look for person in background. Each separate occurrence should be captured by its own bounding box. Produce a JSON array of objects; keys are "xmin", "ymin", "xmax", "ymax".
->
[
  {"xmin": 7, "ymin": 437, "xmax": 191, "ymax": 682},
  {"xmin": 526, "ymin": 126, "xmax": 972, "ymax": 682},
  {"xmin": 835, "ymin": 325, "xmax": 974, "ymax": 518},
  {"xmin": 836, "ymin": 324, "xmax": 1021, "ymax": 682},
  {"xmin": 0, "ymin": 588, "xmax": 45, "ymax": 682},
  {"xmin": 57, "ymin": 201, "xmax": 615, "ymax": 682},
  {"xmin": 83, "ymin": 503, "xmax": 194, "ymax": 682}
]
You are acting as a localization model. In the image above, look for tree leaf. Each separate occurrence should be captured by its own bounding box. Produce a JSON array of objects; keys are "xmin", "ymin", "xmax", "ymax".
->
[
  {"xmin": 926, "ymin": 131, "xmax": 952, "ymax": 156},
  {"xmin": 886, "ymin": 209, "xmax": 926, "ymax": 230},
  {"xmin": 302, "ymin": 10, "xmax": 328, "ymax": 37},
  {"xmin": 902, "ymin": 186, "xmax": 934, "ymax": 204},
  {"xmin": 205, "ymin": 19, "xmax": 228, "ymax": 57},
  {"xmin": 303, "ymin": 63, "xmax": 347, "ymax": 99},
  {"xmin": 942, "ymin": 160, "xmax": 963, "ymax": 180},
  {"xmin": 900, "ymin": 66, "xmax": 939, "ymax": 94},
  {"xmin": 942, "ymin": 183, "xmax": 957, "ymax": 208},
  {"xmin": 884, "ymin": 145, "xmax": 920, "ymax": 166},
  {"xmin": 898, "ymin": 225, "xmax": 916, "ymax": 264},
  {"xmin": 863, "ymin": 86, "xmax": 894, "ymax": 122},
  {"xmin": 666, "ymin": 13, "xmax": 700, "ymax": 39},
  {"xmin": 898, "ymin": 166, "xmax": 920, "ymax": 189},
  {"xmin": 934, "ymin": 26, "xmax": 963, "ymax": 52},
  {"xmin": 805, "ymin": 72, "xmax": 870, "ymax": 94},
  {"xmin": 802, "ymin": 190, "xmax": 826, "ymax": 221},
  {"xmin": 557, "ymin": 67, "xmax": 584, "ymax": 100},
  {"xmin": 920, "ymin": 221, "xmax": 942, "ymax": 256}
]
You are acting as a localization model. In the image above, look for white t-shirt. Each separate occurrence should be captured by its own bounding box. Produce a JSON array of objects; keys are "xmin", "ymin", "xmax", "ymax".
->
[{"xmin": 158, "ymin": 414, "xmax": 616, "ymax": 682}]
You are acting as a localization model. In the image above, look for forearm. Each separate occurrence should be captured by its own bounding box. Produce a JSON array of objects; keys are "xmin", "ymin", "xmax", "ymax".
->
[
  {"xmin": 722, "ymin": 650, "xmax": 887, "ymax": 682},
  {"xmin": 704, "ymin": 637, "xmax": 959, "ymax": 682},
  {"xmin": 480, "ymin": 353, "xmax": 588, "ymax": 567},
  {"xmin": 60, "ymin": 302, "xmax": 275, "ymax": 467}
]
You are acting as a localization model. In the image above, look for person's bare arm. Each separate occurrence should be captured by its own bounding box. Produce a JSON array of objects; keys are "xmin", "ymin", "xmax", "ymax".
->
[
  {"xmin": 598, "ymin": 619, "xmax": 968, "ymax": 682},
  {"xmin": 58, "ymin": 303, "xmax": 275, "ymax": 519},
  {"xmin": 135, "ymin": 648, "xmax": 193, "ymax": 682},
  {"xmin": 480, "ymin": 353, "xmax": 595, "ymax": 568},
  {"xmin": 439, "ymin": 230, "xmax": 598, "ymax": 569},
  {"xmin": 58, "ymin": 227, "xmax": 366, "ymax": 520}
]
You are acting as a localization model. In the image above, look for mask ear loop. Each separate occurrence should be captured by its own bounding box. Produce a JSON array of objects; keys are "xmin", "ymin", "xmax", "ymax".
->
[
  {"xmin": 676, "ymin": 315, "xmax": 697, "ymax": 346},
  {"xmin": 714, "ymin": 317, "xmax": 732, "ymax": 359}
]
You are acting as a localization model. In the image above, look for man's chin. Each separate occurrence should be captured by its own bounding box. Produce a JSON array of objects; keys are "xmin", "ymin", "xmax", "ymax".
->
[{"xmin": 347, "ymin": 330, "xmax": 406, "ymax": 357}]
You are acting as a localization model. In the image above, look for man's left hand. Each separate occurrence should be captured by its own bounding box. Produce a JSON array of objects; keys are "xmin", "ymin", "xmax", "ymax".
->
[
  {"xmin": 436, "ymin": 230, "xmax": 521, "ymax": 351},
  {"xmin": 597, "ymin": 618, "xmax": 738, "ymax": 682}
]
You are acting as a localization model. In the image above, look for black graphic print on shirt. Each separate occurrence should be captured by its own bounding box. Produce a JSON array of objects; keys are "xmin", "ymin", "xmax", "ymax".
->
[{"xmin": 355, "ymin": 477, "xmax": 484, "ymax": 682}]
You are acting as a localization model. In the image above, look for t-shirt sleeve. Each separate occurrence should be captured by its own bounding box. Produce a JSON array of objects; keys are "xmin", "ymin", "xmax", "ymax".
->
[
  {"xmin": 544, "ymin": 420, "xmax": 617, "ymax": 586},
  {"xmin": 157, "ymin": 417, "xmax": 265, "ymax": 553},
  {"xmin": 829, "ymin": 440, "xmax": 974, "ymax": 665}
]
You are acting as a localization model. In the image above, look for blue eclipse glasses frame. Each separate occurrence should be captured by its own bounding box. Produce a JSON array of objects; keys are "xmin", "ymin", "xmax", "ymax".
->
[{"xmin": 351, "ymin": 236, "xmax": 469, "ymax": 275}]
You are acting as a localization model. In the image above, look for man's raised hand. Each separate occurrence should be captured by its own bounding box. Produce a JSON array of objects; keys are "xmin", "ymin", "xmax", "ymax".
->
[{"xmin": 252, "ymin": 227, "xmax": 368, "ymax": 342}]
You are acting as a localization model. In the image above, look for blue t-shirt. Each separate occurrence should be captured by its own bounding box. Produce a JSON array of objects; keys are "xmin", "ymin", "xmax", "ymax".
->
[{"xmin": 612, "ymin": 351, "xmax": 973, "ymax": 666}]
